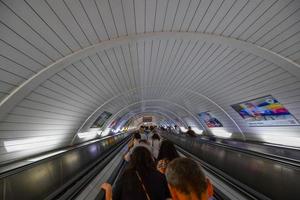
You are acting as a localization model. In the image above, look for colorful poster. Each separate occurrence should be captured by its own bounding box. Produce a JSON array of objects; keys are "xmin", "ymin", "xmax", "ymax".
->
[
  {"xmin": 231, "ymin": 95, "xmax": 299, "ymax": 127},
  {"xmin": 108, "ymin": 117, "xmax": 122, "ymax": 129},
  {"xmin": 90, "ymin": 111, "xmax": 112, "ymax": 128},
  {"xmin": 199, "ymin": 112, "xmax": 223, "ymax": 128}
]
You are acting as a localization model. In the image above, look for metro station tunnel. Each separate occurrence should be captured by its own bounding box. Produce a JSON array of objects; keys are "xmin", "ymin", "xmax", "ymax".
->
[{"xmin": 0, "ymin": 0, "xmax": 299, "ymax": 200}]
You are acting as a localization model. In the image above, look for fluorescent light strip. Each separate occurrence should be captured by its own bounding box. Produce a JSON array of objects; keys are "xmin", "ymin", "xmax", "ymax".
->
[
  {"xmin": 179, "ymin": 126, "xmax": 187, "ymax": 132},
  {"xmin": 193, "ymin": 127, "xmax": 203, "ymax": 135},
  {"xmin": 261, "ymin": 135, "xmax": 300, "ymax": 148},
  {"xmin": 77, "ymin": 132, "xmax": 98, "ymax": 139},
  {"xmin": 4, "ymin": 137, "xmax": 62, "ymax": 153},
  {"xmin": 101, "ymin": 128, "xmax": 111, "ymax": 136},
  {"xmin": 28, "ymin": 150, "xmax": 66, "ymax": 162},
  {"xmin": 210, "ymin": 128, "xmax": 232, "ymax": 138}
]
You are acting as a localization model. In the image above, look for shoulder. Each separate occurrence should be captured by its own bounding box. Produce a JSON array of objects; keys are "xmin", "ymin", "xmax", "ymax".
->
[{"xmin": 147, "ymin": 169, "xmax": 167, "ymax": 181}]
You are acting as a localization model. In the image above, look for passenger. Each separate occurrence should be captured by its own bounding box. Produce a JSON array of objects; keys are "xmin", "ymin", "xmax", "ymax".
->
[
  {"xmin": 101, "ymin": 146, "xmax": 171, "ymax": 200},
  {"xmin": 124, "ymin": 132, "xmax": 142, "ymax": 162},
  {"xmin": 128, "ymin": 132, "xmax": 141, "ymax": 148},
  {"xmin": 167, "ymin": 126, "xmax": 171, "ymax": 133},
  {"xmin": 186, "ymin": 126, "xmax": 197, "ymax": 137},
  {"xmin": 144, "ymin": 126, "xmax": 151, "ymax": 139},
  {"xmin": 148, "ymin": 126, "xmax": 155, "ymax": 139},
  {"xmin": 156, "ymin": 140, "xmax": 179, "ymax": 174},
  {"xmin": 124, "ymin": 139, "xmax": 151, "ymax": 162},
  {"xmin": 174, "ymin": 125, "xmax": 180, "ymax": 134},
  {"xmin": 140, "ymin": 126, "xmax": 147, "ymax": 140},
  {"xmin": 165, "ymin": 158, "xmax": 213, "ymax": 200},
  {"xmin": 149, "ymin": 132, "xmax": 161, "ymax": 159}
]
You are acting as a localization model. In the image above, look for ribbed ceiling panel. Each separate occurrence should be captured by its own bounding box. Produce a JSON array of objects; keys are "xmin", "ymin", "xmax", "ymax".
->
[{"xmin": 0, "ymin": 0, "xmax": 299, "ymax": 163}]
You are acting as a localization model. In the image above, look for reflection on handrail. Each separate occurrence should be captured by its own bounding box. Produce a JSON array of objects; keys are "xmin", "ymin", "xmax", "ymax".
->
[{"xmin": 27, "ymin": 150, "xmax": 66, "ymax": 162}]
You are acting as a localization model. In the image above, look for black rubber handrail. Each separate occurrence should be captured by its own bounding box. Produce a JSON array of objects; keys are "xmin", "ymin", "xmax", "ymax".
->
[
  {"xmin": 175, "ymin": 145, "xmax": 270, "ymax": 200},
  {"xmin": 98, "ymin": 158, "xmax": 128, "ymax": 200},
  {"xmin": 0, "ymin": 133, "xmax": 126, "ymax": 178},
  {"xmin": 165, "ymin": 132, "xmax": 300, "ymax": 168},
  {"xmin": 51, "ymin": 135, "xmax": 131, "ymax": 200}
]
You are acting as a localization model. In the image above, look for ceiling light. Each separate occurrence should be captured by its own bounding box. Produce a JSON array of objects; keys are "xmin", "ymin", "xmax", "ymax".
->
[
  {"xmin": 180, "ymin": 126, "xmax": 187, "ymax": 132},
  {"xmin": 101, "ymin": 128, "xmax": 111, "ymax": 136},
  {"xmin": 193, "ymin": 127, "xmax": 203, "ymax": 135},
  {"xmin": 4, "ymin": 137, "xmax": 60, "ymax": 153},
  {"xmin": 210, "ymin": 128, "xmax": 232, "ymax": 138},
  {"xmin": 261, "ymin": 135, "xmax": 300, "ymax": 148},
  {"xmin": 77, "ymin": 132, "xmax": 98, "ymax": 139}
]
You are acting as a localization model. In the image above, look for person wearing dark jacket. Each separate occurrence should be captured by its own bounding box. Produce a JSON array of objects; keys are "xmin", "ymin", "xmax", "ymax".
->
[
  {"xmin": 186, "ymin": 126, "xmax": 197, "ymax": 137},
  {"xmin": 101, "ymin": 146, "xmax": 171, "ymax": 200}
]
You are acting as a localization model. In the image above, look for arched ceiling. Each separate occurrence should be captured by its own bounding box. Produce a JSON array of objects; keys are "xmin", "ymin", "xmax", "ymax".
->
[{"xmin": 0, "ymin": 0, "xmax": 300, "ymax": 163}]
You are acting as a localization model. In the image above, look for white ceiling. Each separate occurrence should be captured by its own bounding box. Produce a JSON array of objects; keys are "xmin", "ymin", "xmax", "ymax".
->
[{"xmin": 0, "ymin": 0, "xmax": 300, "ymax": 163}]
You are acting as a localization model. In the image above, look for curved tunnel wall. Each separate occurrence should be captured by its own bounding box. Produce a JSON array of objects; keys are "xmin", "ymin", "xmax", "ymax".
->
[{"xmin": 0, "ymin": 0, "xmax": 300, "ymax": 163}]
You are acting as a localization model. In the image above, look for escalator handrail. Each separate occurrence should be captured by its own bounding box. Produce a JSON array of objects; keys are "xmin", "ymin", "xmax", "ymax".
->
[
  {"xmin": 98, "ymin": 158, "xmax": 128, "ymax": 200},
  {"xmin": 175, "ymin": 144, "xmax": 271, "ymax": 200},
  {"xmin": 164, "ymin": 132, "xmax": 300, "ymax": 168},
  {"xmin": 0, "ymin": 133, "xmax": 127, "ymax": 178},
  {"xmin": 51, "ymin": 136, "xmax": 131, "ymax": 200}
]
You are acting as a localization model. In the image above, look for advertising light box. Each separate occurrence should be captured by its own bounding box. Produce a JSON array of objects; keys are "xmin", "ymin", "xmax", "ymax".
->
[
  {"xmin": 231, "ymin": 95, "xmax": 299, "ymax": 127},
  {"xmin": 198, "ymin": 112, "xmax": 223, "ymax": 128},
  {"xmin": 91, "ymin": 111, "xmax": 112, "ymax": 128}
]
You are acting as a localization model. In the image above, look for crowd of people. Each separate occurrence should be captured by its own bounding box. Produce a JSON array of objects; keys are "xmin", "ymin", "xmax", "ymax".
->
[
  {"xmin": 101, "ymin": 126, "xmax": 213, "ymax": 200},
  {"xmin": 160, "ymin": 125, "xmax": 198, "ymax": 137}
]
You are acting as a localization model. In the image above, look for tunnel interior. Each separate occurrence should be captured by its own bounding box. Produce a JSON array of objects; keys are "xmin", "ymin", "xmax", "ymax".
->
[{"xmin": 0, "ymin": 0, "xmax": 299, "ymax": 178}]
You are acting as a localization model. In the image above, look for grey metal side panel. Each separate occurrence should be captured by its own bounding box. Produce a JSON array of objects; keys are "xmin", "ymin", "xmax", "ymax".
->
[{"xmin": 164, "ymin": 134, "xmax": 300, "ymax": 200}]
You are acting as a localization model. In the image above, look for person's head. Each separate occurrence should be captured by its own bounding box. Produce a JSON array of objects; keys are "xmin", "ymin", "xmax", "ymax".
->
[
  {"xmin": 133, "ymin": 132, "xmax": 141, "ymax": 140},
  {"xmin": 127, "ymin": 146, "xmax": 155, "ymax": 176},
  {"xmin": 152, "ymin": 133, "xmax": 160, "ymax": 140},
  {"xmin": 139, "ymin": 126, "xmax": 145, "ymax": 134},
  {"xmin": 166, "ymin": 158, "xmax": 213, "ymax": 200},
  {"xmin": 188, "ymin": 126, "xmax": 192, "ymax": 130},
  {"xmin": 157, "ymin": 140, "xmax": 179, "ymax": 161},
  {"xmin": 150, "ymin": 126, "xmax": 155, "ymax": 131}
]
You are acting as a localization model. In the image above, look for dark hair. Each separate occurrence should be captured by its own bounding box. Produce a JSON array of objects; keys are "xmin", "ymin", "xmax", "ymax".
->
[
  {"xmin": 139, "ymin": 139, "xmax": 149, "ymax": 145},
  {"xmin": 152, "ymin": 133, "xmax": 160, "ymax": 140},
  {"xmin": 133, "ymin": 132, "xmax": 141, "ymax": 140},
  {"xmin": 150, "ymin": 126, "xmax": 155, "ymax": 131},
  {"xmin": 166, "ymin": 158, "xmax": 207, "ymax": 198},
  {"xmin": 157, "ymin": 140, "xmax": 179, "ymax": 161},
  {"xmin": 126, "ymin": 146, "xmax": 155, "ymax": 177}
]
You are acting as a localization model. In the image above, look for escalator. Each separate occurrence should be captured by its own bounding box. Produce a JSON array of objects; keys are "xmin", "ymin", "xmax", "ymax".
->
[
  {"xmin": 162, "ymin": 132, "xmax": 300, "ymax": 200},
  {"xmin": 2, "ymin": 131, "xmax": 298, "ymax": 200},
  {"xmin": 0, "ymin": 133, "xmax": 131, "ymax": 200}
]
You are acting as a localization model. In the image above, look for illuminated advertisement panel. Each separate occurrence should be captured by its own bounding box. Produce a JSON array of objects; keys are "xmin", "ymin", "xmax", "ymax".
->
[
  {"xmin": 143, "ymin": 116, "xmax": 152, "ymax": 122},
  {"xmin": 90, "ymin": 111, "xmax": 112, "ymax": 128},
  {"xmin": 199, "ymin": 112, "xmax": 223, "ymax": 128},
  {"xmin": 231, "ymin": 95, "xmax": 299, "ymax": 127}
]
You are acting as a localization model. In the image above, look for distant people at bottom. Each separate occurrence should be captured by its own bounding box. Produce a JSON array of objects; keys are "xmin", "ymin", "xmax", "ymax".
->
[{"xmin": 166, "ymin": 157, "xmax": 213, "ymax": 200}]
